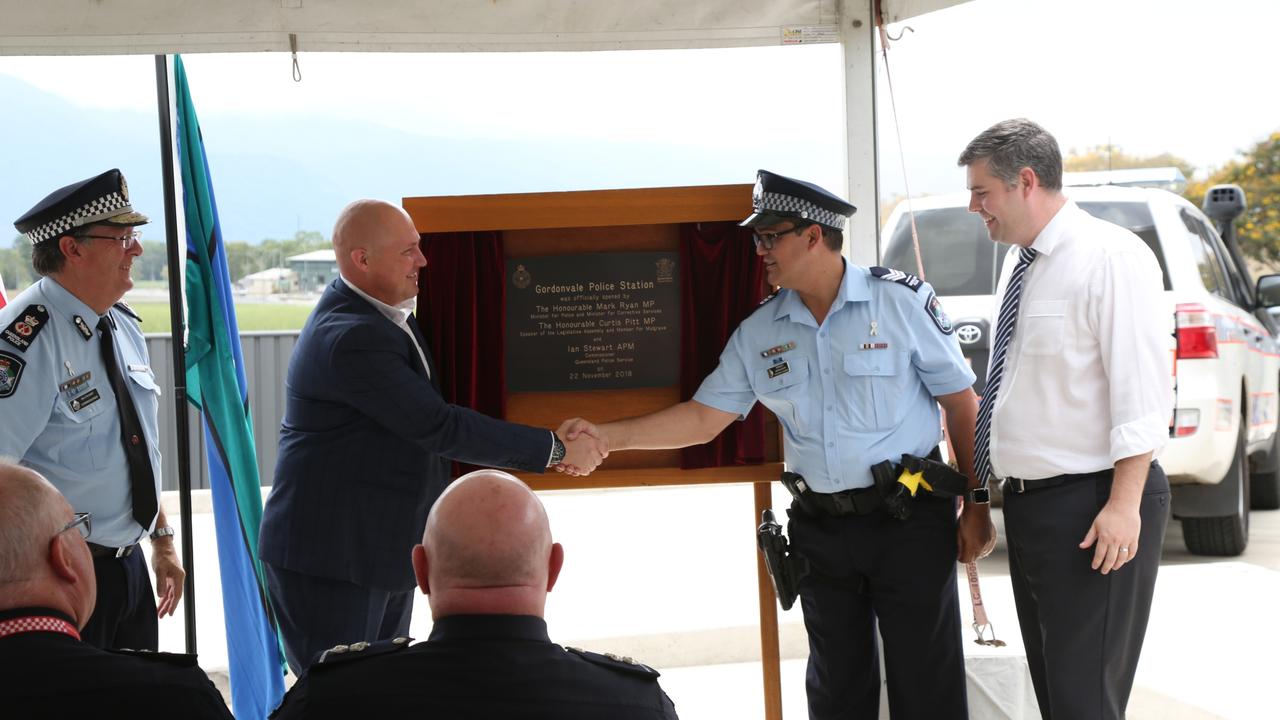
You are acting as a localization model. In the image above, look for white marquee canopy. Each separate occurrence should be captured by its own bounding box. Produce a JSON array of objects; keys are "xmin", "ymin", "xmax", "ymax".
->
[{"xmin": 0, "ymin": 0, "xmax": 967, "ymax": 258}]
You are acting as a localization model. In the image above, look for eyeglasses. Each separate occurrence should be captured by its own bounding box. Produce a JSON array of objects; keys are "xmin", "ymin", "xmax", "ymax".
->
[
  {"xmin": 752, "ymin": 224, "xmax": 809, "ymax": 251},
  {"xmin": 57, "ymin": 512, "xmax": 92, "ymax": 541},
  {"xmin": 75, "ymin": 229, "xmax": 141, "ymax": 251}
]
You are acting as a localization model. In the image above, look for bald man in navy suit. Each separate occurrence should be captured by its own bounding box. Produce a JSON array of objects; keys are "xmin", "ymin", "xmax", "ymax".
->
[{"xmin": 259, "ymin": 200, "xmax": 606, "ymax": 674}]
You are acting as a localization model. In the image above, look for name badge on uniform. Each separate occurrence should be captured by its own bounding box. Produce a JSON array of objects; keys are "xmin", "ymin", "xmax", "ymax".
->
[
  {"xmin": 767, "ymin": 361, "xmax": 791, "ymax": 379},
  {"xmin": 69, "ymin": 388, "xmax": 101, "ymax": 412}
]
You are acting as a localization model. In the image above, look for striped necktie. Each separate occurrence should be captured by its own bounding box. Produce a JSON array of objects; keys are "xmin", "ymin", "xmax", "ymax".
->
[{"xmin": 973, "ymin": 246, "xmax": 1038, "ymax": 486}]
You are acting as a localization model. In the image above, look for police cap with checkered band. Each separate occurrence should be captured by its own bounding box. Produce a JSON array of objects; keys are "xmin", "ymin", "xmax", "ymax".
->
[
  {"xmin": 740, "ymin": 169, "xmax": 856, "ymax": 232},
  {"xmin": 13, "ymin": 169, "xmax": 149, "ymax": 246}
]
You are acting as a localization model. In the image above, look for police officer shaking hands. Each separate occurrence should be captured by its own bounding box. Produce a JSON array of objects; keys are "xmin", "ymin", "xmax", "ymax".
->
[
  {"xmin": 561, "ymin": 170, "xmax": 991, "ymax": 720},
  {"xmin": 1, "ymin": 169, "xmax": 183, "ymax": 651}
]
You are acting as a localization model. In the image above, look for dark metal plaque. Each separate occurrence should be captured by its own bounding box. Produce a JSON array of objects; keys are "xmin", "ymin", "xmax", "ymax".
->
[{"xmin": 506, "ymin": 252, "xmax": 680, "ymax": 392}]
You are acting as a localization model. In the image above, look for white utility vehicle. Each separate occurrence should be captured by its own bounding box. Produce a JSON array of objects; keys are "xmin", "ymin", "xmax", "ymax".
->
[{"xmin": 881, "ymin": 171, "xmax": 1280, "ymax": 556}]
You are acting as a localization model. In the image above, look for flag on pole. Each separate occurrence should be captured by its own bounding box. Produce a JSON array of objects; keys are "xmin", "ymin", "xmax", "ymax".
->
[
  {"xmin": 174, "ymin": 54, "xmax": 286, "ymax": 719},
  {"xmin": 0, "ymin": 270, "xmax": 8, "ymax": 309}
]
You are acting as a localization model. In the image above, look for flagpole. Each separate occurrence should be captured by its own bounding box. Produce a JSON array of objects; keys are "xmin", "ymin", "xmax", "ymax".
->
[{"xmin": 154, "ymin": 53, "xmax": 198, "ymax": 655}]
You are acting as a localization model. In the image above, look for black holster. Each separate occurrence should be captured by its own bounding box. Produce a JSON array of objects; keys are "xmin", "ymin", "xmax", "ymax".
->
[
  {"xmin": 870, "ymin": 453, "xmax": 970, "ymax": 520},
  {"xmin": 757, "ymin": 509, "xmax": 809, "ymax": 611}
]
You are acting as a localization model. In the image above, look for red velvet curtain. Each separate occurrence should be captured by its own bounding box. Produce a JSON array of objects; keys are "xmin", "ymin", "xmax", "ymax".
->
[
  {"xmin": 417, "ymin": 231, "xmax": 507, "ymax": 476},
  {"xmin": 679, "ymin": 222, "xmax": 769, "ymax": 469},
  {"xmin": 416, "ymin": 225, "xmax": 767, "ymax": 473}
]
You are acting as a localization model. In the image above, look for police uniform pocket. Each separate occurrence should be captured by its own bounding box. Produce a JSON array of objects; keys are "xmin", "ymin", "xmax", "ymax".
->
[
  {"xmin": 843, "ymin": 351, "xmax": 908, "ymax": 430},
  {"xmin": 1021, "ymin": 300, "xmax": 1067, "ymax": 356},
  {"xmin": 755, "ymin": 357, "xmax": 811, "ymax": 434},
  {"xmin": 51, "ymin": 386, "xmax": 110, "ymax": 471}
]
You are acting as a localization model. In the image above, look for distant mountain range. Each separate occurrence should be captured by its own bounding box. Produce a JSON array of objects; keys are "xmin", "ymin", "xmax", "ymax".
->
[{"xmin": 0, "ymin": 74, "xmax": 839, "ymax": 246}]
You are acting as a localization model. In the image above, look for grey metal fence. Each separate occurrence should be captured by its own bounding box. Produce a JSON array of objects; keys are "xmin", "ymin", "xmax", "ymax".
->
[{"xmin": 145, "ymin": 331, "xmax": 298, "ymax": 491}]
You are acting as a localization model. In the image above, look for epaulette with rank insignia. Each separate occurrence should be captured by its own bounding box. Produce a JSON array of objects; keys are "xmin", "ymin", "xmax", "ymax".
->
[
  {"xmin": 869, "ymin": 266, "xmax": 923, "ymax": 292},
  {"xmin": 314, "ymin": 636, "xmax": 412, "ymax": 667},
  {"xmin": 759, "ymin": 288, "xmax": 781, "ymax": 306},
  {"xmin": 565, "ymin": 646, "xmax": 661, "ymax": 679},
  {"xmin": 2, "ymin": 304, "xmax": 51, "ymax": 352},
  {"xmin": 107, "ymin": 648, "xmax": 199, "ymax": 668},
  {"xmin": 113, "ymin": 301, "xmax": 143, "ymax": 323}
]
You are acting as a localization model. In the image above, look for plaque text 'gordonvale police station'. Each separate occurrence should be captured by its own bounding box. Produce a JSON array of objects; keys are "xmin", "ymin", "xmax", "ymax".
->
[{"xmin": 506, "ymin": 252, "xmax": 679, "ymax": 392}]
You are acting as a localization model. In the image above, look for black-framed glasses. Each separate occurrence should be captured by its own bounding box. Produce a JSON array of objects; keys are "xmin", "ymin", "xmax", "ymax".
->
[
  {"xmin": 57, "ymin": 512, "xmax": 92, "ymax": 541},
  {"xmin": 75, "ymin": 229, "xmax": 141, "ymax": 251},
  {"xmin": 752, "ymin": 223, "xmax": 810, "ymax": 251}
]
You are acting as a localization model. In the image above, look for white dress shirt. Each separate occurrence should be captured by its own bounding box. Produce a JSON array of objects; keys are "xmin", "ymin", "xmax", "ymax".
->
[
  {"xmin": 989, "ymin": 200, "xmax": 1172, "ymax": 480},
  {"xmin": 340, "ymin": 275, "xmax": 431, "ymax": 379}
]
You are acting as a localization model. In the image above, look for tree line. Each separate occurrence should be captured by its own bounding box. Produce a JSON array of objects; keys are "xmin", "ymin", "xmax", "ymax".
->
[{"xmin": 1, "ymin": 230, "xmax": 330, "ymax": 292}]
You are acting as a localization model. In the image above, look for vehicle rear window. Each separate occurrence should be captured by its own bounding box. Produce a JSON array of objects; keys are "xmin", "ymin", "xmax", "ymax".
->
[
  {"xmin": 881, "ymin": 208, "xmax": 999, "ymax": 296},
  {"xmin": 881, "ymin": 201, "xmax": 1171, "ymax": 295},
  {"xmin": 1077, "ymin": 201, "xmax": 1172, "ymax": 291}
]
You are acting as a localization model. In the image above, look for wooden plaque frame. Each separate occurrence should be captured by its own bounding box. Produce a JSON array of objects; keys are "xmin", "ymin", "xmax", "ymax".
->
[{"xmin": 405, "ymin": 184, "xmax": 788, "ymax": 719}]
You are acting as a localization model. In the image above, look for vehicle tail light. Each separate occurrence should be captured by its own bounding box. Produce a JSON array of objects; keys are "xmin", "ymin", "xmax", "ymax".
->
[
  {"xmin": 1176, "ymin": 303, "xmax": 1218, "ymax": 359},
  {"xmin": 1171, "ymin": 408, "xmax": 1200, "ymax": 437}
]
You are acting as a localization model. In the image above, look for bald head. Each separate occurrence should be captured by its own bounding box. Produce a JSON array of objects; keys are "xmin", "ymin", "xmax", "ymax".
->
[
  {"xmin": 0, "ymin": 460, "xmax": 96, "ymax": 624},
  {"xmin": 413, "ymin": 470, "xmax": 563, "ymax": 619},
  {"xmin": 332, "ymin": 199, "xmax": 426, "ymax": 306}
]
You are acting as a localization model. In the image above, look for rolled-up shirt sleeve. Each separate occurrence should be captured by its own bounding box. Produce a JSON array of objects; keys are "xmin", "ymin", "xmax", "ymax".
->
[{"xmin": 1091, "ymin": 247, "xmax": 1173, "ymax": 463}]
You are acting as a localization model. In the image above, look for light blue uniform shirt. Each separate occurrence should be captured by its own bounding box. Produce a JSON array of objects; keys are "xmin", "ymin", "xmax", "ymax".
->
[
  {"xmin": 0, "ymin": 277, "xmax": 163, "ymax": 546},
  {"xmin": 693, "ymin": 261, "xmax": 975, "ymax": 492}
]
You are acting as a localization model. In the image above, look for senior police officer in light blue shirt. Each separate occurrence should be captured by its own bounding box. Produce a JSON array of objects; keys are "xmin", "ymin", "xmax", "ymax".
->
[
  {"xmin": 559, "ymin": 170, "xmax": 993, "ymax": 720},
  {"xmin": 1, "ymin": 169, "xmax": 184, "ymax": 651}
]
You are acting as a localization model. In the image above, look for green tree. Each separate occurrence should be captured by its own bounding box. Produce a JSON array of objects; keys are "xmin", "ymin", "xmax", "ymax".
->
[
  {"xmin": 1184, "ymin": 132, "xmax": 1280, "ymax": 263},
  {"xmin": 1064, "ymin": 144, "xmax": 1197, "ymax": 181}
]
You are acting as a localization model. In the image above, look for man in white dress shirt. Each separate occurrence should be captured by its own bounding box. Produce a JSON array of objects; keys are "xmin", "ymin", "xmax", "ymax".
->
[{"xmin": 958, "ymin": 118, "xmax": 1172, "ymax": 720}]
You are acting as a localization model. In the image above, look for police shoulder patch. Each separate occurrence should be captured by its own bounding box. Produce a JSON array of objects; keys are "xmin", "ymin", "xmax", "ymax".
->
[
  {"xmin": 315, "ymin": 637, "xmax": 412, "ymax": 667},
  {"xmin": 869, "ymin": 266, "xmax": 923, "ymax": 292},
  {"xmin": 1, "ymin": 304, "xmax": 51, "ymax": 352},
  {"xmin": 113, "ymin": 301, "xmax": 143, "ymax": 323},
  {"xmin": 0, "ymin": 350, "xmax": 26, "ymax": 398},
  {"xmin": 566, "ymin": 646, "xmax": 661, "ymax": 679},
  {"xmin": 926, "ymin": 291, "xmax": 954, "ymax": 335}
]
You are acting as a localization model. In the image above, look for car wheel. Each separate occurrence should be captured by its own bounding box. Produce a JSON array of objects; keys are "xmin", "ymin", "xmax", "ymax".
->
[
  {"xmin": 1250, "ymin": 426, "xmax": 1280, "ymax": 510},
  {"xmin": 1183, "ymin": 418, "xmax": 1250, "ymax": 556}
]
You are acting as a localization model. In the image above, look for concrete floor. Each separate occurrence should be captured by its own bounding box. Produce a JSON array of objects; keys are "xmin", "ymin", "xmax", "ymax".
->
[{"xmin": 154, "ymin": 484, "xmax": 1280, "ymax": 719}]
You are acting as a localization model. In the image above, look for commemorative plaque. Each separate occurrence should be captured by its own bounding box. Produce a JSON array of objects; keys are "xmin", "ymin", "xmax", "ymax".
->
[{"xmin": 506, "ymin": 251, "xmax": 679, "ymax": 392}]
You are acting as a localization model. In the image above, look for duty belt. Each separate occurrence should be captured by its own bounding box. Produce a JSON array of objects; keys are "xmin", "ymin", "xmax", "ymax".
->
[
  {"xmin": 779, "ymin": 472, "xmax": 883, "ymax": 516},
  {"xmin": 88, "ymin": 542, "xmax": 137, "ymax": 559}
]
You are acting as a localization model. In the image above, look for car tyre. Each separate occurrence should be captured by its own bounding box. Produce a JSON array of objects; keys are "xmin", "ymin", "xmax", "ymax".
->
[
  {"xmin": 1250, "ymin": 426, "xmax": 1280, "ymax": 511},
  {"xmin": 1183, "ymin": 419, "xmax": 1250, "ymax": 556}
]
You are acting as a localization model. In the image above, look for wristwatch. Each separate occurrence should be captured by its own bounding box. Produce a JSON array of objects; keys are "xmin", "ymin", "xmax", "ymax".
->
[
  {"xmin": 968, "ymin": 486, "xmax": 991, "ymax": 505},
  {"xmin": 150, "ymin": 526, "xmax": 176, "ymax": 541},
  {"xmin": 548, "ymin": 434, "xmax": 567, "ymax": 466}
]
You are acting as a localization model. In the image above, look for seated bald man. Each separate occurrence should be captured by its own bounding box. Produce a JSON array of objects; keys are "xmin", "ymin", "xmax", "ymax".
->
[
  {"xmin": 270, "ymin": 469, "xmax": 679, "ymax": 720},
  {"xmin": 0, "ymin": 460, "xmax": 231, "ymax": 718}
]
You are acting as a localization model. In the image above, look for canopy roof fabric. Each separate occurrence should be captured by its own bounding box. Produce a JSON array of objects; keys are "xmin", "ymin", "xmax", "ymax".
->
[{"xmin": 0, "ymin": 0, "xmax": 964, "ymax": 55}]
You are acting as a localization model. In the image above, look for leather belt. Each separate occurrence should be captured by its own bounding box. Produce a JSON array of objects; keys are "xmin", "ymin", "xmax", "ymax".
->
[
  {"xmin": 1001, "ymin": 474, "xmax": 1082, "ymax": 494},
  {"xmin": 88, "ymin": 542, "xmax": 137, "ymax": 559},
  {"xmin": 802, "ymin": 486, "xmax": 883, "ymax": 516}
]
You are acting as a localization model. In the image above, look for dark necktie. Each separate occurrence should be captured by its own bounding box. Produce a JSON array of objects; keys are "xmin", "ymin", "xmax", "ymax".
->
[
  {"xmin": 973, "ymin": 247, "xmax": 1038, "ymax": 486},
  {"xmin": 97, "ymin": 317, "xmax": 158, "ymax": 529}
]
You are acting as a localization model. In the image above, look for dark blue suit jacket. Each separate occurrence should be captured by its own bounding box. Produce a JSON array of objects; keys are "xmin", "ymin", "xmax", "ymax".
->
[{"xmin": 259, "ymin": 279, "xmax": 549, "ymax": 591}]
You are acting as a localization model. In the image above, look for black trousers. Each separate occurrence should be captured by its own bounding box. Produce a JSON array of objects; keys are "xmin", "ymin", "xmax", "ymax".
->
[
  {"xmin": 263, "ymin": 561, "xmax": 415, "ymax": 675},
  {"xmin": 1003, "ymin": 464, "xmax": 1169, "ymax": 720},
  {"xmin": 80, "ymin": 547, "xmax": 159, "ymax": 650},
  {"xmin": 788, "ymin": 495, "xmax": 967, "ymax": 720}
]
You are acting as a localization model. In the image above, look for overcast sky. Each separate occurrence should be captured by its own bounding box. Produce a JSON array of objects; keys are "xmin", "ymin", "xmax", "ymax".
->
[{"xmin": 1, "ymin": 0, "xmax": 1276, "ymax": 205}]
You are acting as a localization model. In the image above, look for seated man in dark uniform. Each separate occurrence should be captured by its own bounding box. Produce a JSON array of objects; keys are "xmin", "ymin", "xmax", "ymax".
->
[
  {"xmin": 0, "ymin": 460, "xmax": 231, "ymax": 718},
  {"xmin": 270, "ymin": 469, "xmax": 680, "ymax": 719}
]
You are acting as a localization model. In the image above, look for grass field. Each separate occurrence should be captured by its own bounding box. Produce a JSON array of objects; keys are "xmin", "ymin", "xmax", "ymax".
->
[{"xmin": 129, "ymin": 300, "xmax": 317, "ymax": 333}]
